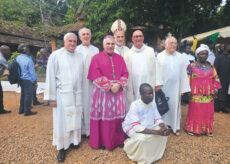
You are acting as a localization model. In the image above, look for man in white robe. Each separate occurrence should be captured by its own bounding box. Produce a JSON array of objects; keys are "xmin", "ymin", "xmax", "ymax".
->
[
  {"xmin": 126, "ymin": 30, "xmax": 163, "ymax": 110},
  {"xmin": 157, "ymin": 36, "xmax": 190, "ymax": 135},
  {"xmin": 44, "ymin": 32, "xmax": 83, "ymax": 162},
  {"xmin": 114, "ymin": 30, "xmax": 130, "ymax": 59},
  {"xmin": 76, "ymin": 27, "xmax": 99, "ymax": 137},
  {"xmin": 122, "ymin": 83, "xmax": 170, "ymax": 164},
  {"xmin": 111, "ymin": 19, "xmax": 130, "ymax": 111},
  {"xmin": 111, "ymin": 19, "xmax": 130, "ymax": 59}
]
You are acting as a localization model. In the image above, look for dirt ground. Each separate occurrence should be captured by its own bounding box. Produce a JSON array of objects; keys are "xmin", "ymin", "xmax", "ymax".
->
[{"xmin": 0, "ymin": 92, "xmax": 230, "ymax": 164}]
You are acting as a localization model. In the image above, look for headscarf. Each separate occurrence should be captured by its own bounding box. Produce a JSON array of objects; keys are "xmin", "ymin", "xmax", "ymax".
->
[{"xmin": 195, "ymin": 44, "xmax": 210, "ymax": 56}]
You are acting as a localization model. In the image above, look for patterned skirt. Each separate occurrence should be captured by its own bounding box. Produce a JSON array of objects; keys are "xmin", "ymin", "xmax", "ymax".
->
[{"xmin": 184, "ymin": 95, "xmax": 214, "ymax": 135}]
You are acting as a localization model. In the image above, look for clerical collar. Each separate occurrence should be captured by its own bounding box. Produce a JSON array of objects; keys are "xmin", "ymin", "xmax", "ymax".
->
[
  {"xmin": 139, "ymin": 99, "xmax": 152, "ymax": 109},
  {"xmin": 82, "ymin": 44, "xmax": 91, "ymax": 48},
  {"xmin": 64, "ymin": 47, "xmax": 75, "ymax": 55},
  {"xmin": 165, "ymin": 50, "xmax": 176, "ymax": 56},
  {"xmin": 131, "ymin": 44, "xmax": 146, "ymax": 53},
  {"xmin": 104, "ymin": 51, "xmax": 114, "ymax": 56},
  {"xmin": 115, "ymin": 45, "xmax": 123, "ymax": 51}
]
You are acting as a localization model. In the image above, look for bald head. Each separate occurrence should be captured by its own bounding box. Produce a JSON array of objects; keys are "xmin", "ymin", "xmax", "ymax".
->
[
  {"xmin": 0, "ymin": 45, "xmax": 11, "ymax": 58},
  {"xmin": 132, "ymin": 30, "xmax": 144, "ymax": 49},
  {"xmin": 165, "ymin": 36, "xmax": 177, "ymax": 54},
  {"xmin": 132, "ymin": 30, "xmax": 143, "ymax": 37}
]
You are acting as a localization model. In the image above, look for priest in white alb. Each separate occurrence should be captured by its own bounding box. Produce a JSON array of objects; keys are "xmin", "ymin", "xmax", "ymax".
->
[
  {"xmin": 44, "ymin": 32, "xmax": 83, "ymax": 162},
  {"xmin": 126, "ymin": 30, "xmax": 163, "ymax": 111},
  {"xmin": 123, "ymin": 83, "xmax": 170, "ymax": 164},
  {"xmin": 157, "ymin": 36, "xmax": 190, "ymax": 136},
  {"xmin": 111, "ymin": 19, "xmax": 130, "ymax": 59},
  {"xmin": 76, "ymin": 27, "xmax": 99, "ymax": 136}
]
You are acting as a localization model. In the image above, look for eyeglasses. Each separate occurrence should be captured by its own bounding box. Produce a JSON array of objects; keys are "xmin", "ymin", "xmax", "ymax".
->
[{"xmin": 133, "ymin": 35, "xmax": 143, "ymax": 38}]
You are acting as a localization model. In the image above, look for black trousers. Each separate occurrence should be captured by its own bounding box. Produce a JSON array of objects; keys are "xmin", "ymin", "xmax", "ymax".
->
[
  {"xmin": 33, "ymin": 87, "xmax": 38, "ymax": 103},
  {"xmin": 0, "ymin": 81, "xmax": 4, "ymax": 110},
  {"xmin": 181, "ymin": 93, "xmax": 189, "ymax": 104},
  {"xmin": 214, "ymin": 88, "xmax": 228, "ymax": 110},
  {"xmin": 19, "ymin": 79, "xmax": 34, "ymax": 113}
]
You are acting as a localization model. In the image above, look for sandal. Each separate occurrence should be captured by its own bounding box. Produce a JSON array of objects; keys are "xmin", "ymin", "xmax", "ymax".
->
[
  {"xmin": 186, "ymin": 131, "xmax": 194, "ymax": 136},
  {"xmin": 207, "ymin": 133, "xmax": 213, "ymax": 137}
]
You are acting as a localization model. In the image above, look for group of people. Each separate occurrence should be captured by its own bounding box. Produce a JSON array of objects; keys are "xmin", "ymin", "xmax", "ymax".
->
[
  {"xmin": 0, "ymin": 45, "xmax": 49, "ymax": 116},
  {"xmin": 0, "ymin": 18, "xmax": 230, "ymax": 164},
  {"xmin": 43, "ymin": 19, "xmax": 192, "ymax": 164}
]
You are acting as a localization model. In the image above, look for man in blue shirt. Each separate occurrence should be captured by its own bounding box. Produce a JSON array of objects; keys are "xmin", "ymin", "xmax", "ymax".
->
[{"xmin": 16, "ymin": 44, "xmax": 37, "ymax": 116}]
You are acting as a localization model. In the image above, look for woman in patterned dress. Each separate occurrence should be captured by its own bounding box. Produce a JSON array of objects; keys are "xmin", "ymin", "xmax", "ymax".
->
[{"xmin": 185, "ymin": 45, "xmax": 221, "ymax": 136}]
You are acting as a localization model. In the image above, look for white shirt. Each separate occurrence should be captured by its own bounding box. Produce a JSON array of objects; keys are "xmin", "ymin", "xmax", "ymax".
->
[{"xmin": 122, "ymin": 99, "xmax": 163, "ymax": 137}]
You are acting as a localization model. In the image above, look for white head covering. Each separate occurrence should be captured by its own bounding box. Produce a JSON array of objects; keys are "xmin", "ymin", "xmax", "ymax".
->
[
  {"xmin": 195, "ymin": 44, "xmax": 210, "ymax": 56},
  {"xmin": 111, "ymin": 19, "xmax": 127, "ymax": 34}
]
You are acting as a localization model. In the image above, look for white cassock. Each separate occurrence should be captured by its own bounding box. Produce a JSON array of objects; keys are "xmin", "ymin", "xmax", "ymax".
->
[
  {"xmin": 44, "ymin": 47, "xmax": 83, "ymax": 150},
  {"xmin": 76, "ymin": 44, "xmax": 99, "ymax": 136},
  {"xmin": 157, "ymin": 50, "xmax": 190, "ymax": 133},
  {"xmin": 114, "ymin": 45, "xmax": 130, "ymax": 59},
  {"xmin": 122, "ymin": 99, "xmax": 167, "ymax": 164},
  {"xmin": 125, "ymin": 44, "xmax": 163, "ymax": 111},
  {"xmin": 114, "ymin": 45, "xmax": 130, "ymax": 110}
]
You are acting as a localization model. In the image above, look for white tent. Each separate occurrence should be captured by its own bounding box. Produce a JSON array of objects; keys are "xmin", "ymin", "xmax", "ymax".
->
[
  {"xmin": 1, "ymin": 81, "xmax": 46, "ymax": 94},
  {"xmin": 181, "ymin": 26, "xmax": 230, "ymax": 43}
]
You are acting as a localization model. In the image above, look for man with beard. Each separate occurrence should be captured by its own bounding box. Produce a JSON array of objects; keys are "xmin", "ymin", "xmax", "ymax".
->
[{"xmin": 111, "ymin": 19, "xmax": 130, "ymax": 59}]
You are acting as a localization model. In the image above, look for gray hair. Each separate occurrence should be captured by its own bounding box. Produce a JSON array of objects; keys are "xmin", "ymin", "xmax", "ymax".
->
[
  {"xmin": 63, "ymin": 32, "xmax": 77, "ymax": 41},
  {"xmin": 78, "ymin": 27, "xmax": 91, "ymax": 37},
  {"xmin": 103, "ymin": 35, "xmax": 115, "ymax": 45},
  {"xmin": 165, "ymin": 36, "xmax": 177, "ymax": 47}
]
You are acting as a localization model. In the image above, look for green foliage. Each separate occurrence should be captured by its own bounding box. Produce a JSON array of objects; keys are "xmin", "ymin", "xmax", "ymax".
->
[
  {"xmin": 0, "ymin": 0, "xmax": 40, "ymax": 26},
  {"xmin": 8, "ymin": 52, "xmax": 20, "ymax": 63},
  {"xmin": 217, "ymin": 0, "xmax": 230, "ymax": 27},
  {"xmin": 0, "ymin": 0, "xmax": 228, "ymax": 44},
  {"xmin": 65, "ymin": 0, "xmax": 223, "ymax": 43},
  {"xmin": 0, "ymin": 0, "xmax": 68, "ymax": 27}
]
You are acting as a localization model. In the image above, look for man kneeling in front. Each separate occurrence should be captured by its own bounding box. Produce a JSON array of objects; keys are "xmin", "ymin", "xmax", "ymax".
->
[{"xmin": 122, "ymin": 83, "xmax": 170, "ymax": 164}]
